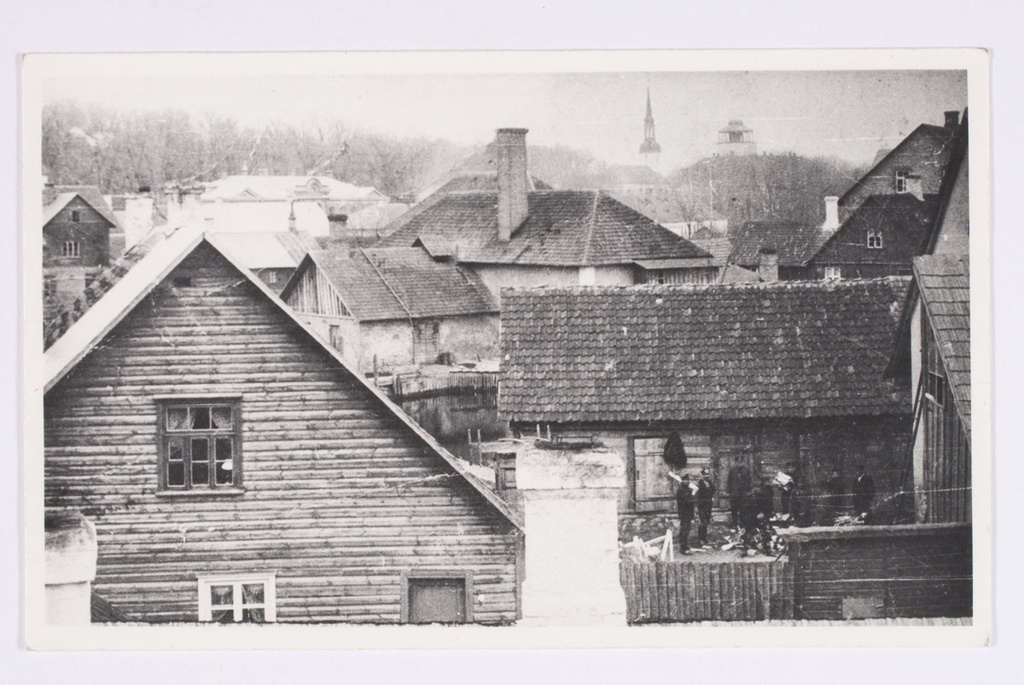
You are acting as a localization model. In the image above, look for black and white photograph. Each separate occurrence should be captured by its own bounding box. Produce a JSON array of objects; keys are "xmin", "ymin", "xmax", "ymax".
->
[{"xmin": 21, "ymin": 49, "xmax": 990, "ymax": 650}]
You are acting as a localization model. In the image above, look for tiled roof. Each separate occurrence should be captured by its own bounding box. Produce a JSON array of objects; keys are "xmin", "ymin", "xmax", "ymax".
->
[
  {"xmin": 299, "ymin": 247, "xmax": 498, "ymax": 322},
  {"xmin": 914, "ymin": 255, "xmax": 971, "ymax": 432},
  {"xmin": 808, "ymin": 194, "xmax": 940, "ymax": 266},
  {"xmin": 728, "ymin": 221, "xmax": 827, "ymax": 268},
  {"xmin": 377, "ymin": 190, "xmax": 710, "ymax": 266},
  {"xmin": 499, "ymin": 278, "xmax": 912, "ymax": 424},
  {"xmin": 43, "ymin": 186, "xmax": 120, "ymax": 228},
  {"xmin": 432, "ymin": 172, "xmax": 551, "ymax": 194}
]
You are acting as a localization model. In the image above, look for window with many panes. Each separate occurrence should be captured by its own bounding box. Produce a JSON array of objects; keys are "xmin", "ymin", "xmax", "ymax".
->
[
  {"xmin": 158, "ymin": 399, "xmax": 242, "ymax": 491},
  {"xmin": 62, "ymin": 241, "xmax": 80, "ymax": 258},
  {"xmin": 866, "ymin": 230, "xmax": 883, "ymax": 249},
  {"xmin": 895, "ymin": 169, "xmax": 910, "ymax": 193},
  {"xmin": 198, "ymin": 574, "xmax": 276, "ymax": 623}
]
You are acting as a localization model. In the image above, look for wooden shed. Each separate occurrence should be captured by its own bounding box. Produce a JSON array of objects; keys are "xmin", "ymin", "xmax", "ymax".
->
[{"xmin": 43, "ymin": 227, "xmax": 522, "ymax": 625}]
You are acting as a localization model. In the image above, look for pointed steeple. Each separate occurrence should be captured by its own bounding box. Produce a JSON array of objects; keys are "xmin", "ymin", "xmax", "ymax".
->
[{"xmin": 639, "ymin": 87, "xmax": 661, "ymax": 162}]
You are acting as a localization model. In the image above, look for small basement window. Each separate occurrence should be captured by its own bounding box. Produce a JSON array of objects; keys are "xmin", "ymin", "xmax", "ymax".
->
[
  {"xmin": 157, "ymin": 399, "xmax": 242, "ymax": 491},
  {"xmin": 62, "ymin": 241, "xmax": 80, "ymax": 258},
  {"xmin": 401, "ymin": 572, "xmax": 472, "ymax": 624},
  {"xmin": 198, "ymin": 574, "xmax": 276, "ymax": 623},
  {"xmin": 866, "ymin": 230, "xmax": 883, "ymax": 249}
]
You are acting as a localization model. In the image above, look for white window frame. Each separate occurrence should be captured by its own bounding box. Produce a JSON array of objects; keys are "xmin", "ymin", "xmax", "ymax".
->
[
  {"xmin": 197, "ymin": 573, "xmax": 277, "ymax": 623},
  {"xmin": 867, "ymin": 230, "xmax": 884, "ymax": 249},
  {"xmin": 823, "ymin": 266, "xmax": 842, "ymax": 281},
  {"xmin": 894, "ymin": 169, "xmax": 909, "ymax": 194}
]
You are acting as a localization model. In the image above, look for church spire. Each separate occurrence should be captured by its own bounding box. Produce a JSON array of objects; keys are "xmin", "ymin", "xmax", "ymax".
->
[{"xmin": 639, "ymin": 87, "xmax": 661, "ymax": 164}]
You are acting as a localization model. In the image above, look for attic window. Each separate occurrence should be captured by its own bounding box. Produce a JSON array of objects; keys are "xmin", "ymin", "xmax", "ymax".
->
[
  {"xmin": 173, "ymin": 276, "xmax": 193, "ymax": 288},
  {"xmin": 157, "ymin": 400, "xmax": 242, "ymax": 491},
  {"xmin": 866, "ymin": 230, "xmax": 883, "ymax": 249},
  {"xmin": 895, "ymin": 169, "xmax": 910, "ymax": 194},
  {"xmin": 71, "ymin": 210, "xmax": 81, "ymax": 223}
]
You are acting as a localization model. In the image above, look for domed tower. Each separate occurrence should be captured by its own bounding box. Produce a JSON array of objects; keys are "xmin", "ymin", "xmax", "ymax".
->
[{"xmin": 638, "ymin": 88, "xmax": 662, "ymax": 169}]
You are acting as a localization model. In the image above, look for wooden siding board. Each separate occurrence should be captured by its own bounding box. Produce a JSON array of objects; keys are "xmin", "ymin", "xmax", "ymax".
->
[{"xmin": 45, "ymin": 244, "xmax": 519, "ymax": 624}]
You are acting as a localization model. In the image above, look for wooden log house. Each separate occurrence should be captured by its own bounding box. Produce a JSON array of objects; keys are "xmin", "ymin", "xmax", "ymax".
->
[{"xmin": 43, "ymin": 227, "xmax": 523, "ymax": 625}]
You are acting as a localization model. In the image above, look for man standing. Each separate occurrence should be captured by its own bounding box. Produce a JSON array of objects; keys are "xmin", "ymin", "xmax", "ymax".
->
[
  {"xmin": 852, "ymin": 464, "xmax": 876, "ymax": 518},
  {"xmin": 696, "ymin": 468, "xmax": 716, "ymax": 546},
  {"xmin": 727, "ymin": 464, "xmax": 751, "ymax": 529},
  {"xmin": 673, "ymin": 473, "xmax": 696, "ymax": 552}
]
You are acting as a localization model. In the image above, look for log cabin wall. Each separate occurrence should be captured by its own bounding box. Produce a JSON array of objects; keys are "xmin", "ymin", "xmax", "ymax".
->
[{"xmin": 45, "ymin": 243, "xmax": 520, "ymax": 624}]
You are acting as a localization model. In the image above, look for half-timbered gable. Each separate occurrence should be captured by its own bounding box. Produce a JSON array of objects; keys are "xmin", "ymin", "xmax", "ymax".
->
[{"xmin": 44, "ymin": 229, "xmax": 521, "ymax": 625}]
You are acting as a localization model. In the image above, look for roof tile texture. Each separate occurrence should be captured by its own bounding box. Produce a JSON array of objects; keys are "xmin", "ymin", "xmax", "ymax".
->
[{"xmin": 500, "ymin": 278, "xmax": 912, "ymax": 424}]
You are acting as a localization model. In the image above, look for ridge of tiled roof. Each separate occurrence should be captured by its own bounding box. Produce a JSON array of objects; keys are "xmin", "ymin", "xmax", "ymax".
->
[
  {"xmin": 44, "ymin": 186, "xmax": 121, "ymax": 228},
  {"xmin": 728, "ymin": 220, "xmax": 827, "ymax": 267},
  {"xmin": 377, "ymin": 190, "xmax": 710, "ymax": 266},
  {"xmin": 914, "ymin": 254, "xmax": 971, "ymax": 433},
  {"xmin": 499, "ymin": 277, "xmax": 912, "ymax": 424}
]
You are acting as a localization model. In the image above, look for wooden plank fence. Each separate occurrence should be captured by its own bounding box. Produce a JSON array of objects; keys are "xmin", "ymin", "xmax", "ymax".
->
[
  {"xmin": 620, "ymin": 559, "xmax": 794, "ymax": 623},
  {"xmin": 392, "ymin": 372, "xmax": 499, "ymax": 400}
]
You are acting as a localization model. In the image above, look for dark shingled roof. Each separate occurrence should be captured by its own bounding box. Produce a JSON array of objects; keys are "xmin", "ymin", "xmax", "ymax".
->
[
  {"xmin": 295, "ymin": 247, "xmax": 498, "ymax": 322},
  {"xmin": 728, "ymin": 221, "xmax": 827, "ymax": 268},
  {"xmin": 500, "ymin": 278, "xmax": 912, "ymax": 424},
  {"xmin": 915, "ymin": 255, "xmax": 971, "ymax": 432},
  {"xmin": 378, "ymin": 190, "xmax": 710, "ymax": 266},
  {"xmin": 808, "ymin": 194, "xmax": 940, "ymax": 267},
  {"xmin": 433, "ymin": 172, "xmax": 552, "ymax": 194}
]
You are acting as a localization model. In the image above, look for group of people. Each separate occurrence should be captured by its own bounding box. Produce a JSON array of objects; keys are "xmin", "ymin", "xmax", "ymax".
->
[{"xmin": 672, "ymin": 462, "xmax": 879, "ymax": 552}]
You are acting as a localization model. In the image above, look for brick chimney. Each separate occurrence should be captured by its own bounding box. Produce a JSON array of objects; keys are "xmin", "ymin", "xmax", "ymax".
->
[
  {"xmin": 944, "ymin": 110, "xmax": 960, "ymax": 129},
  {"xmin": 758, "ymin": 248, "xmax": 779, "ymax": 282},
  {"xmin": 495, "ymin": 128, "xmax": 530, "ymax": 242},
  {"xmin": 823, "ymin": 196, "xmax": 840, "ymax": 234}
]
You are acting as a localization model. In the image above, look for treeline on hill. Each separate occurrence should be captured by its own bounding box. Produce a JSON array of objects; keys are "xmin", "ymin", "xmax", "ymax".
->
[
  {"xmin": 41, "ymin": 102, "xmax": 473, "ymax": 197},
  {"xmin": 667, "ymin": 153, "xmax": 868, "ymax": 228}
]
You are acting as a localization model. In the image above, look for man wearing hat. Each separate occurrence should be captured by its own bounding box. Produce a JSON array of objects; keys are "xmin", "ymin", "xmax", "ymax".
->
[{"xmin": 696, "ymin": 468, "xmax": 716, "ymax": 546}]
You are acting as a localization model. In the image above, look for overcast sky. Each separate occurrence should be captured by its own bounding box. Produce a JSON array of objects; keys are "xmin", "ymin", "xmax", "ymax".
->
[{"xmin": 41, "ymin": 68, "xmax": 966, "ymax": 169}]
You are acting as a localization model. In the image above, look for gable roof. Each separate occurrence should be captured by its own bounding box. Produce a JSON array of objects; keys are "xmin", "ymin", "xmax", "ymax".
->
[
  {"xmin": 915, "ymin": 255, "xmax": 971, "ymax": 433},
  {"xmin": 282, "ymin": 247, "xmax": 498, "ymax": 322},
  {"xmin": 43, "ymin": 228, "xmax": 521, "ymax": 531},
  {"xmin": 43, "ymin": 186, "xmax": 120, "ymax": 229},
  {"xmin": 213, "ymin": 231, "xmax": 321, "ymax": 269},
  {"xmin": 500, "ymin": 278, "xmax": 911, "ymax": 424},
  {"xmin": 728, "ymin": 220, "xmax": 827, "ymax": 268},
  {"xmin": 838, "ymin": 123, "xmax": 956, "ymax": 208},
  {"xmin": 807, "ymin": 194, "xmax": 940, "ymax": 267},
  {"xmin": 377, "ymin": 190, "xmax": 710, "ymax": 267}
]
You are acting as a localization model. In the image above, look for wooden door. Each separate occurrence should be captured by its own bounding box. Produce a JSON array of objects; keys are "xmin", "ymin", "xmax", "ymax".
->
[{"xmin": 630, "ymin": 436, "xmax": 676, "ymax": 513}]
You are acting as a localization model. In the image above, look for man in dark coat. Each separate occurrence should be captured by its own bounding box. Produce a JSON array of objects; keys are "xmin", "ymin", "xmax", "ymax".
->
[
  {"xmin": 852, "ymin": 464, "xmax": 876, "ymax": 517},
  {"xmin": 674, "ymin": 473, "xmax": 695, "ymax": 552},
  {"xmin": 696, "ymin": 468, "xmax": 716, "ymax": 546},
  {"xmin": 727, "ymin": 464, "xmax": 751, "ymax": 529}
]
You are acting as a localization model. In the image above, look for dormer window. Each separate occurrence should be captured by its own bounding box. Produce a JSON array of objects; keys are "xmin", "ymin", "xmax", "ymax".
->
[
  {"xmin": 895, "ymin": 169, "xmax": 910, "ymax": 194},
  {"xmin": 867, "ymin": 230, "xmax": 883, "ymax": 249}
]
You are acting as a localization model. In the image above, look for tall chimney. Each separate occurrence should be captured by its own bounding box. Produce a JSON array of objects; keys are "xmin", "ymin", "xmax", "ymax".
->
[
  {"xmin": 758, "ymin": 248, "xmax": 779, "ymax": 283},
  {"xmin": 823, "ymin": 196, "xmax": 840, "ymax": 233},
  {"xmin": 944, "ymin": 110, "xmax": 960, "ymax": 129},
  {"xmin": 495, "ymin": 128, "xmax": 530, "ymax": 242}
]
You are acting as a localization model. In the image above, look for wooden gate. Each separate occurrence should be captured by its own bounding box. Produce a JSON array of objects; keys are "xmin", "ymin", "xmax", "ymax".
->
[{"xmin": 620, "ymin": 559, "xmax": 794, "ymax": 623}]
